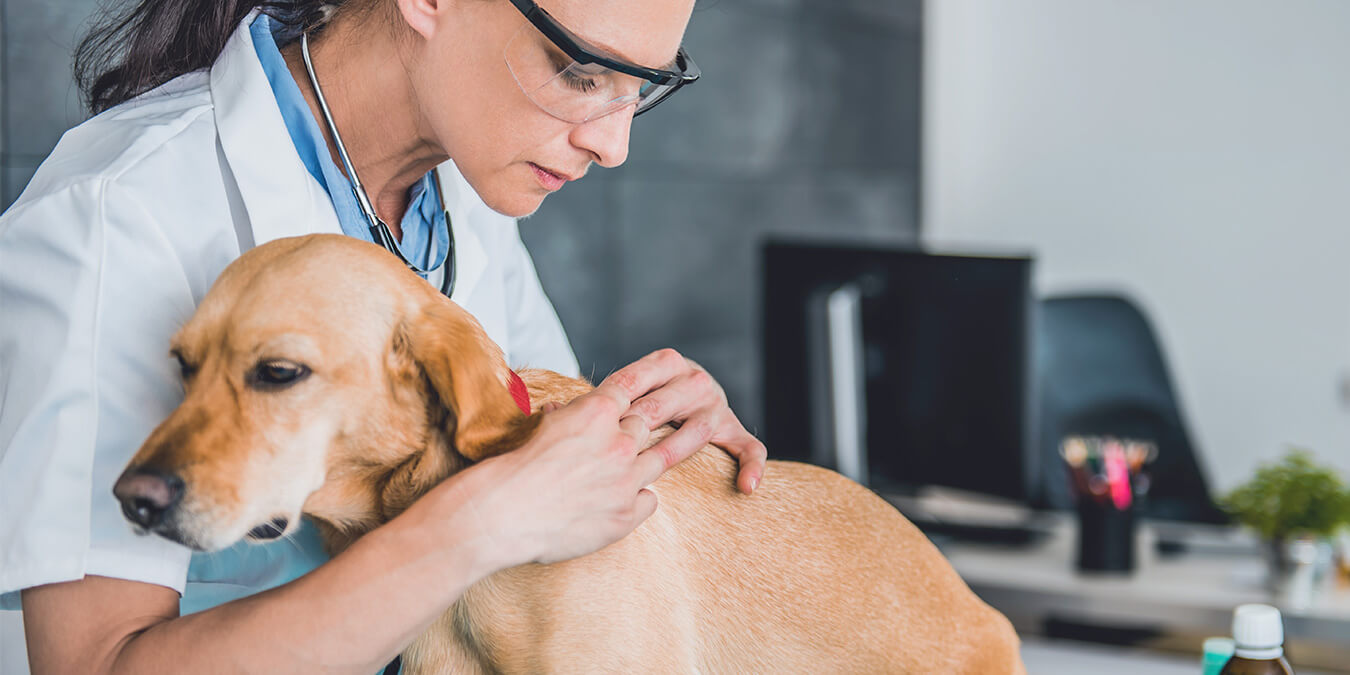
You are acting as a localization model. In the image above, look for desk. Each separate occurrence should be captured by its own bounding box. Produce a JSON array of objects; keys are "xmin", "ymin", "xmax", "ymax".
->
[
  {"xmin": 933, "ymin": 515, "xmax": 1350, "ymax": 672},
  {"xmin": 1020, "ymin": 636, "xmax": 1335, "ymax": 675}
]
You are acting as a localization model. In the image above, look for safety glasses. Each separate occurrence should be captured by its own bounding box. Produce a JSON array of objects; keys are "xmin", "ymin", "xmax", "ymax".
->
[{"xmin": 504, "ymin": 0, "xmax": 700, "ymax": 123}]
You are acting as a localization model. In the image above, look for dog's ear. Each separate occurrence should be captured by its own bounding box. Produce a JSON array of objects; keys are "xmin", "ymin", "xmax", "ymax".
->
[{"xmin": 401, "ymin": 299, "xmax": 532, "ymax": 462}]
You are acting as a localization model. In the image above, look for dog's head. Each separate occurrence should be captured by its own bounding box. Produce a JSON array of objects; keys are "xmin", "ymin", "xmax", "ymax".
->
[{"xmin": 114, "ymin": 234, "xmax": 533, "ymax": 551}]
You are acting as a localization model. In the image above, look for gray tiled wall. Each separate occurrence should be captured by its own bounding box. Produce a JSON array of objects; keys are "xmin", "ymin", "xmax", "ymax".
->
[
  {"xmin": 525, "ymin": 0, "xmax": 922, "ymax": 432},
  {"xmin": 1, "ymin": 0, "xmax": 98, "ymax": 204},
  {"xmin": 0, "ymin": 0, "xmax": 921, "ymax": 435}
]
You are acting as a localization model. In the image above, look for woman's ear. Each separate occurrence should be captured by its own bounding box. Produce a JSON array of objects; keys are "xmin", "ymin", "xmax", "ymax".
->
[
  {"xmin": 395, "ymin": 0, "xmax": 443, "ymax": 39},
  {"xmin": 401, "ymin": 298, "xmax": 531, "ymax": 461}
]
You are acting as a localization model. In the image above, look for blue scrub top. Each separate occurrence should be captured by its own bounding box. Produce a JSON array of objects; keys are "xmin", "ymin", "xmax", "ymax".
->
[{"xmin": 251, "ymin": 12, "xmax": 450, "ymax": 276}]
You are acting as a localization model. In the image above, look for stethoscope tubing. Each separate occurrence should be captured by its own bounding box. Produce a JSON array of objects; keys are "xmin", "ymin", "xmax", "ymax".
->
[{"xmin": 301, "ymin": 30, "xmax": 456, "ymax": 298}]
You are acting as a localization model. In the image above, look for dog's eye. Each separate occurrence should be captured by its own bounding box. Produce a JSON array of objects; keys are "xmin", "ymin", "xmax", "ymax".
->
[
  {"xmin": 249, "ymin": 360, "xmax": 310, "ymax": 390},
  {"xmin": 173, "ymin": 352, "xmax": 197, "ymax": 382}
]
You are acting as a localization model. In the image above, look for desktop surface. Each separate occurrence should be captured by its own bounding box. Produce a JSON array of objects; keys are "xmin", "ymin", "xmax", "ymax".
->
[{"xmin": 938, "ymin": 514, "xmax": 1350, "ymax": 672}]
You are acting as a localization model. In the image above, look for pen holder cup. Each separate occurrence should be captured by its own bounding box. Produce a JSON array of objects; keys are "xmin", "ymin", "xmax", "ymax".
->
[{"xmin": 1076, "ymin": 500, "xmax": 1136, "ymax": 573}]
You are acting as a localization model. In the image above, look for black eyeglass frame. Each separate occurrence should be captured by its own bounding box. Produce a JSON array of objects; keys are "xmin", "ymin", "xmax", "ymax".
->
[{"xmin": 506, "ymin": 0, "xmax": 700, "ymax": 116}]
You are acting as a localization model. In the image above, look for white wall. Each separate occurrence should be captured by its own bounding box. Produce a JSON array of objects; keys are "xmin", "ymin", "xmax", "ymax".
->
[{"xmin": 924, "ymin": 0, "xmax": 1350, "ymax": 492}]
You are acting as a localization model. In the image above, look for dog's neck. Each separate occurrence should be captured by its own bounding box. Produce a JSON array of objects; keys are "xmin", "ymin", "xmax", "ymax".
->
[
  {"xmin": 305, "ymin": 406, "xmax": 466, "ymax": 553},
  {"xmin": 307, "ymin": 386, "xmax": 539, "ymax": 555}
]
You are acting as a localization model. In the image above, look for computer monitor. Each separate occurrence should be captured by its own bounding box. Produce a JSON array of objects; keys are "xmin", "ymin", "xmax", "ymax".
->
[{"xmin": 762, "ymin": 240, "xmax": 1037, "ymax": 504}]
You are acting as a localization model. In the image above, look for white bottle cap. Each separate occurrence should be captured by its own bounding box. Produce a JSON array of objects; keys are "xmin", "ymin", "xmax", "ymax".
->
[
  {"xmin": 1204, "ymin": 636, "xmax": 1235, "ymax": 655},
  {"xmin": 1232, "ymin": 604, "xmax": 1284, "ymax": 659}
]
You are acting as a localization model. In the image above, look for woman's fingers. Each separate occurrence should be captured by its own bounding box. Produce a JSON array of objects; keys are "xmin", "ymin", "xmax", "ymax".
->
[
  {"xmin": 605, "ymin": 349, "xmax": 768, "ymax": 494},
  {"xmin": 720, "ymin": 433, "xmax": 768, "ymax": 494},
  {"xmin": 599, "ymin": 348, "xmax": 689, "ymax": 404},
  {"xmin": 634, "ymin": 413, "xmax": 767, "ymax": 494},
  {"xmin": 618, "ymin": 414, "xmax": 650, "ymax": 454},
  {"xmin": 632, "ymin": 413, "xmax": 716, "ymax": 487},
  {"xmin": 629, "ymin": 367, "xmax": 767, "ymax": 493},
  {"xmin": 632, "ymin": 447, "xmax": 673, "ymax": 492},
  {"xmin": 629, "ymin": 488, "xmax": 659, "ymax": 528},
  {"xmin": 626, "ymin": 367, "xmax": 715, "ymax": 430}
]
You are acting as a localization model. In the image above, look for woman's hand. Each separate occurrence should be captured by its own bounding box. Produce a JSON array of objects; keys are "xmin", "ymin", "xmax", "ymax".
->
[
  {"xmin": 605, "ymin": 348, "xmax": 767, "ymax": 495},
  {"xmin": 450, "ymin": 349, "xmax": 764, "ymax": 570},
  {"xmin": 454, "ymin": 381, "xmax": 680, "ymax": 566}
]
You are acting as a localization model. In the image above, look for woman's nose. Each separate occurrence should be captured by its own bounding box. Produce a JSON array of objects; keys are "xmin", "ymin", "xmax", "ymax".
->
[
  {"xmin": 570, "ymin": 106, "xmax": 635, "ymax": 168},
  {"xmin": 113, "ymin": 467, "xmax": 184, "ymax": 528}
]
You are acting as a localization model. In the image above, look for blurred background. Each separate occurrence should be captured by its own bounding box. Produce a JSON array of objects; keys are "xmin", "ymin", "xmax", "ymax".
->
[{"xmin": 3, "ymin": 0, "xmax": 1350, "ymax": 672}]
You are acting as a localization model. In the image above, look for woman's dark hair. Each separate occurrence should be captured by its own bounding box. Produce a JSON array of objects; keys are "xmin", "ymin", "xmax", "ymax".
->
[{"xmin": 74, "ymin": 0, "xmax": 335, "ymax": 114}]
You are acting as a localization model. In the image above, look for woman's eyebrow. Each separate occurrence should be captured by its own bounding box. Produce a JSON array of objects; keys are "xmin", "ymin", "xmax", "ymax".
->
[
  {"xmin": 620, "ymin": 50, "xmax": 680, "ymax": 72},
  {"xmin": 575, "ymin": 33, "xmax": 680, "ymax": 71}
]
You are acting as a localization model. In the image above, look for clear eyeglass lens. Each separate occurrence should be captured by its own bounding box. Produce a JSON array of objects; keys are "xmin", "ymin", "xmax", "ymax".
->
[{"xmin": 505, "ymin": 22, "xmax": 673, "ymax": 123}]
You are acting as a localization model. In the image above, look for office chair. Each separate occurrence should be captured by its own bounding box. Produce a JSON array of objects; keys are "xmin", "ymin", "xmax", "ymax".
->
[{"xmin": 1035, "ymin": 294, "xmax": 1227, "ymax": 523}]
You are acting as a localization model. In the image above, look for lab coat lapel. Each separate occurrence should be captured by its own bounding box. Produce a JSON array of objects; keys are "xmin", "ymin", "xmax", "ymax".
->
[
  {"xmin": 436, "ymin": 161, "xmax": 486, "ymax": 304},
  {"xmin": 210, "ymin": 11, "xmax": 341, "ymax": 251}
]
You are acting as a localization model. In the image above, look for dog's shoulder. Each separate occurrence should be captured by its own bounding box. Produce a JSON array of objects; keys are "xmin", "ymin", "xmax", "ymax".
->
[{"xmin": 518, "ymin": 369, "xmax": 593, "ymax": 410}]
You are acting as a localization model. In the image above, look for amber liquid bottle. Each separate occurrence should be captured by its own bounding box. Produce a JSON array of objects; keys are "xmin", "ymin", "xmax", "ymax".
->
[{"xmin": 1218, "ymin": 604, "xmax": 1294, "ymax": 675}]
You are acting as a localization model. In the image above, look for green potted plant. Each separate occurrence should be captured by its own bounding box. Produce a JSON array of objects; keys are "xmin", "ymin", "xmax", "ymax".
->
[{"xmin": 1220, "ymin": 450, "xmax": 1350, "ymax": 590}]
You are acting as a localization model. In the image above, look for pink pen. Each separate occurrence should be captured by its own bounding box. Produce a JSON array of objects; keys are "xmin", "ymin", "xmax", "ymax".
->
[{"xmin": 1105, "ymin": 443, "xmax": 1132, "ymax": 510}]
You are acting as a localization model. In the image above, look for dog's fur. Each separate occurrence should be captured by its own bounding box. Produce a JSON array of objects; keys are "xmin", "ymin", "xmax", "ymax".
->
[{"xmin": 120, "ymin": 234, "xmax": 1024, "ymax": 673}]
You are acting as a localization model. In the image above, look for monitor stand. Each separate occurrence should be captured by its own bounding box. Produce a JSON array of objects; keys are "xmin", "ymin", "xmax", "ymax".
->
[{"xmin": 805, "ymin": 281, "xmax": 869, "ymax": 484}]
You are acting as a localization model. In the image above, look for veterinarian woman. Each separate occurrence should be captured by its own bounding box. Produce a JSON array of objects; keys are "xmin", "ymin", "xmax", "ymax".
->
[{"xmin": 0, "ymin": 0, "xmax": 767, "ymax": 671}]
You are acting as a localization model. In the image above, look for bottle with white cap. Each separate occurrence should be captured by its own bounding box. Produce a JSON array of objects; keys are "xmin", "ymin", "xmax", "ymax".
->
[
  {"xmin": 1218, "ymin": 604, "xmax": 1294, "ymax": 674},
  {"xmin": 1202, "ymin": 637, "xmax": 1235, "ymax": 675}
]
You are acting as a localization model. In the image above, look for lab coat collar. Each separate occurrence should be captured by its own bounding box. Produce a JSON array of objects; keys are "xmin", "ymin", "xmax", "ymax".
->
[
  {"xmin": 210, "ymin": 11, "xmax": 485, "ymax": 301},
  {"xmin": 211, "ymin": 10, "xmax": 340, "ymax": 247},
  {"xmin": 434, "ymin": 159, "xmax": 486, "ymax": 304}
]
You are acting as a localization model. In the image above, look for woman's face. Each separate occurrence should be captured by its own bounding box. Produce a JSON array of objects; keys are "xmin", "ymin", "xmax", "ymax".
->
[{"xmin": 405, "ymin": 0, "xmax": 695, "ymax": 218}]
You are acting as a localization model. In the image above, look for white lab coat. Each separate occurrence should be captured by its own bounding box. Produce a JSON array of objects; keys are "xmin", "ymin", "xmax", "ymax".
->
[{"xmin": 0, "ymin": 10, "xmax": 578, "ymax": 666}]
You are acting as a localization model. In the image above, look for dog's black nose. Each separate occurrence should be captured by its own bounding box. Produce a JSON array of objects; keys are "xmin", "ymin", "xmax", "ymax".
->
[{"xmin": 113, "ymin": 468, "xmax": 184, "ymax": 529}]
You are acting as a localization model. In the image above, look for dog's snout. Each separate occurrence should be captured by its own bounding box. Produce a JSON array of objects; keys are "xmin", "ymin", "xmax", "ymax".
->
[{"xmin": 113, "ymin": 468, "xmax": 185, "ymax": 529}]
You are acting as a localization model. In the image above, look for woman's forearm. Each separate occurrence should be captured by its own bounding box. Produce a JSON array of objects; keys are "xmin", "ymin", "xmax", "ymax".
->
[{"xmin": 106, "ymin": 473, "xmax": 502, "ymax": 674}]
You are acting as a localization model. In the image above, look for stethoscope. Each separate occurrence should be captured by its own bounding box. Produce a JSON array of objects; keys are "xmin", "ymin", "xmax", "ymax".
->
[{"xmin": 300, "ymin": 31, "xmax": 456, "ymax": 298}]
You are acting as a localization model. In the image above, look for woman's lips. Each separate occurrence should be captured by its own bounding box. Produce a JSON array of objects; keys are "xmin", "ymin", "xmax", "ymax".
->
[{"xmin": 529, "ymin": 162, "xmax": 569, "ymax": 191}]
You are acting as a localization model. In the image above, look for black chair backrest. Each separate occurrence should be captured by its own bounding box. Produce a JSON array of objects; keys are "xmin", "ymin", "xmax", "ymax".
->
[{"xmin": 1036, "ymin": 295, "xmax": 1226, "ymax": 523}]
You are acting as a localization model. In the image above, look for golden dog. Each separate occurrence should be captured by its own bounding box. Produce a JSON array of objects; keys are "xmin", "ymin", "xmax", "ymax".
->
[{"xmin": 115, "ymin": 234, "xmax": 1024, "ymax": 673}]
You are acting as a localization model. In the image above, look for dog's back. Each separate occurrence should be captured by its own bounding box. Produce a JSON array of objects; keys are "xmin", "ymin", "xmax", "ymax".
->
[
  {"xmin": 402, "ymin": 371, "xmax": 1024, "ymax": 674},
  {"xmin": 659, "ymin": 451, "xmax": 1023, "ymax": 673}
]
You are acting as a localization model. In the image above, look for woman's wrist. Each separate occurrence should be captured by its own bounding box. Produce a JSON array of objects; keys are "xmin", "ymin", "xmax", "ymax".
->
[{"xmin": 394, "ymin": 459, "xmax": 531, "ymax": 582}]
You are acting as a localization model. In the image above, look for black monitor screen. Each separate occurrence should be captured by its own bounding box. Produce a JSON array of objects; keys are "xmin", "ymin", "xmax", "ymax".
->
[{"xmin": 762, "ymin": 240, "xmax": 1035, "ymax": 503}]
